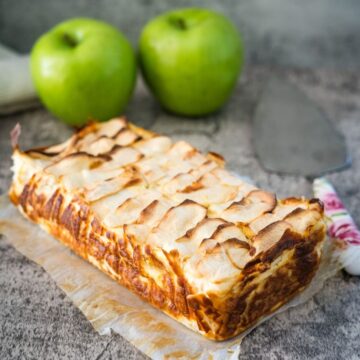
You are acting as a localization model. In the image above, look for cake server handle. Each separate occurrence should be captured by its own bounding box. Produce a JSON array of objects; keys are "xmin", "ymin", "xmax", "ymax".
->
[{"xmin": 313, "ymin": 177, "xmax": 360, "ymax": 275}]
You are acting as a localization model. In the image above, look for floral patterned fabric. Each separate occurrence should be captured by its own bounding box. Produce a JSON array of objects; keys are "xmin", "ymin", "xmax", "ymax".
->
[
  {"xmin": 314, "ymin": 177, "xmax": 360, "ymax": 275},
  {"xmin": 314, "ymin": 177, "xmax": 360, "ymax": 246}
]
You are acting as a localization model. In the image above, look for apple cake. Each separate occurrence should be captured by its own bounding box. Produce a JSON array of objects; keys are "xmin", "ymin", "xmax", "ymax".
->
[{"xmin": 9, "ymin": 118, "xmax": 326, "ymax": 340}]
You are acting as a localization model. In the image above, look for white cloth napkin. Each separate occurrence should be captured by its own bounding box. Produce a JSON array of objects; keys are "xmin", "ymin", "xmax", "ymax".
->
[{"xmin": 0, "ymin": 44, "xmax": 39, "ymax": 115}]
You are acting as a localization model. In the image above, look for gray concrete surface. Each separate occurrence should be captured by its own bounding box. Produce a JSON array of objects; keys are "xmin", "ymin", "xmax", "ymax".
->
[
  {"xmin": 1, "ymin": 0, "xmax": 360, "ymax": 69},
  {"xmin": 0, "ymin": 67, "xmax": 360, "ymax": 359}
]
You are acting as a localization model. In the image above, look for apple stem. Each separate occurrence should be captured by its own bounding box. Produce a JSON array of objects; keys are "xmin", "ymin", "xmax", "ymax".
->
[
  {"xmin": 170, "ymin": 17, "xmax": 187, "ymax": 30},
  {"xmin": 63, "ymin": 33, "xmax": 78, "ymax": 47}
]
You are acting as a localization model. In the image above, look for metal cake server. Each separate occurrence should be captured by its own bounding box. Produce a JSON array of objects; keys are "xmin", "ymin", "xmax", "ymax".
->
[
  {"xmin": 253, "ymin": 77, "xmax": 351, "ymax": 178},
  {"xmin": 253, "ymin": 77, "xmax": 360, "ymax": 275}
]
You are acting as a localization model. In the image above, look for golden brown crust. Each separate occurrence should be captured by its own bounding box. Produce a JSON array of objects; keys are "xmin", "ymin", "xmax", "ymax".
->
[{"xmin": 9, "ymin": 117, "xmax": 326, "ymax": 340}]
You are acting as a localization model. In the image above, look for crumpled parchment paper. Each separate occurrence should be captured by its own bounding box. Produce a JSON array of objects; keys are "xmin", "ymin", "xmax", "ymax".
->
[{"xmin": 0, "ymin": 194, "xmax": 344, "ymax": 360}]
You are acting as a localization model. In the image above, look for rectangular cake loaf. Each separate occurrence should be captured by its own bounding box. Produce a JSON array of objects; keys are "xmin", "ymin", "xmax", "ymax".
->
[{"xmin": 9, "ymin": 118, "xmax": 326, "ymax": 340}]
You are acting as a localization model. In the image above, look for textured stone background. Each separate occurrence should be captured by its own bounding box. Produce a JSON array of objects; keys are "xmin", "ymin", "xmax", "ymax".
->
[
  {"xmin": 1, "ymin": 1, "xmax": 360, "ymax": 359},
  {"xmin": 1, "ymin": 0, "xmax": 360, "ymax": 69}
]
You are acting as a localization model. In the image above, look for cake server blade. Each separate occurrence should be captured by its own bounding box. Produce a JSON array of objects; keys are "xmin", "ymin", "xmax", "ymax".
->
[{"xmin": 253, "ymin": 77, "xmax": 351, "ymax": 178}]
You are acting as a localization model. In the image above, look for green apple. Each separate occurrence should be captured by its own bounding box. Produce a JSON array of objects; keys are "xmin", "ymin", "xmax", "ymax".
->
[
  {"xmin": 139, "ymin": 8, "xmax": 244, "ymax": 116},
  {"xmin": 31, "ymin": 18, "xmax": 136, "ymax": 127}
]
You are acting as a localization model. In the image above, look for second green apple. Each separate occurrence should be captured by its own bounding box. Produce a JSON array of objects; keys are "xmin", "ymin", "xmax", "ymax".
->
[{"xmin": 139, "ymin": 8, "xmax": 244, "ymax": 116}]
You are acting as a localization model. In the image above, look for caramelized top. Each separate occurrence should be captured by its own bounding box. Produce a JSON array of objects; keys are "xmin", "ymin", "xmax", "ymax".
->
[{"xmin": 14, "ymin": 118, "xmax": 324, "ymax": 293}]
